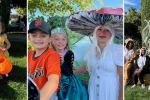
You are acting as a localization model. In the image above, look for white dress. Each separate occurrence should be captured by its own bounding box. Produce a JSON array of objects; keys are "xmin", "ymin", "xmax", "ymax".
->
[
  {"xmin": 124, "ymin": 47, "xmax": 134, "ymax": 62},
  {"xmin": 85, "ymin": 44, "xmax": 123, "ymax": 100}
]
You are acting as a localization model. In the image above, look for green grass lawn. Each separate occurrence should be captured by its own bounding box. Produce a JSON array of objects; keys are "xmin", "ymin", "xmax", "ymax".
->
[
  {"xmin": 0, "ymin": 56, "xmax": 27, "ymax": 100},
  {"xmin": 0, "ymin": 40, "xmax": 27, "ymax": 100},
  {"xmin": 125, "ymin": 85, "xmax": 150, "ymax": 100}
]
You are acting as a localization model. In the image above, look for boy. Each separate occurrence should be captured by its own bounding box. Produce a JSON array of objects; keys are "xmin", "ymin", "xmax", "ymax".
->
[{"xmin": 28, "ymin": 19, "xmax": 61, "ymax": 100}]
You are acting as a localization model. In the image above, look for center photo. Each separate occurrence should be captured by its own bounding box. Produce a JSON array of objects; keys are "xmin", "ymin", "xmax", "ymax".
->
[{"xmin": 27, "ymin": 0, "xmax": 123, "ymax": 100}]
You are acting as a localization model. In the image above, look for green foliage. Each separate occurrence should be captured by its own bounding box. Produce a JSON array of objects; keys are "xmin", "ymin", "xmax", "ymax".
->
[
  {"xmin": 141, "ymin": 0, "xmax": 150, "ymax": 49},
  {"xmin": 0, "ymin": 0, "xmax": 11, "ymax": 28},
  {"xmin": 125, "ymin": 7, "xmax": 141, "ymax": 28},
  {"xmin": 0, "ymin": 0, "xmax": 26, "ymax": 31},
  {"xmin": 141, "ymin": 0, "xmax": 150, "ymax": 31},
  {"xmin": 125, "ymin": 7, "xmax": 142, "ymax": 47},
  {"xmin": 16, "ymin": 7, "xmax": 27, "ymax": 16},
  {"xmin": 28, "ymin": 0, "xmax": 96, "ymax": 18},
  {"xmin": 47, "ymin": 15, "xmax": 67, "ymax": 29}
]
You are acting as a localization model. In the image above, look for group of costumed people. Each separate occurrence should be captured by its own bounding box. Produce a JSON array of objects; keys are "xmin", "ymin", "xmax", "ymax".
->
[
  {"xmin": 28, "ymin": 7, "xmax": 123, "ymax": 100},
  {"xmin": 124, "ymin": 38, "xmax": 150, "ymax": 90},
  {"xmin": 0, "ymin": 20, "xmax": 12, "ymax": 81}
]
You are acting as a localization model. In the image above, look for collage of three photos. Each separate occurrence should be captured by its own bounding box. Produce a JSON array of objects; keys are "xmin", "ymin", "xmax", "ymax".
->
[{"xmin": 0, "ymin": 0, "xmax": 150, "ymax": 100}]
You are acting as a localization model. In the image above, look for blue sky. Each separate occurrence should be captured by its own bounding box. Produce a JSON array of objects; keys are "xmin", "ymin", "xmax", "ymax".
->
[
  {"xmin": 92, "ymin": 0, "xmax": 123, "ymax": 10},
  {"xmin": 124, "ymin": 0, "xmax": 140, "ymax": 12}
]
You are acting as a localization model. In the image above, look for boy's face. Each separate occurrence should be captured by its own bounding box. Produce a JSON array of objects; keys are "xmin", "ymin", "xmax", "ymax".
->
[
  {"xmin": 51, "ymin": 34, "xmax": 67, "ymax": 51},
  {"xmin": 29, "ymin": 30, "xmax": 50, "ymax": 50}
]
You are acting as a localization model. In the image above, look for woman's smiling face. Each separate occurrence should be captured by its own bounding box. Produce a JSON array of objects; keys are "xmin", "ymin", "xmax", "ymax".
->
[{"xmin": 96, "ymin": 26, "xmax": 112, "ymax": 44}]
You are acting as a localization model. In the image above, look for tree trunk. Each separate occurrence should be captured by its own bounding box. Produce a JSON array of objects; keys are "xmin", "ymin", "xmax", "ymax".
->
[{"xmin": 0, "ymin": 0, "xmax": 11, "ymax": 31}]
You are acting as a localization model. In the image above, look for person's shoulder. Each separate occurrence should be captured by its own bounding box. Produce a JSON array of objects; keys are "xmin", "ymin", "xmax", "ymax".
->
[
  {"xmin": 66, "ymin": 50, "xmax": 74, "ymax": 54},
  {"xmin": 28, "ymin": 50, "xmax": 35, "ymax": 54},
  {"xmin": 111, "ymin": 44, "xmax": 123, "ymax": 51},
  {"xmin": 47, "ymin": 48, "xmax": 60, "ymax": 57}
]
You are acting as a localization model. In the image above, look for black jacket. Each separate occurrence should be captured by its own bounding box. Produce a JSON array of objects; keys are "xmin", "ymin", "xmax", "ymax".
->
[
  {"xmin": 135, "ymin": 55, "xmax": 150, "ymax": 71},
  {"xmin": 61, "ymin": 50, "xmax": 74, "ymax": 76}
]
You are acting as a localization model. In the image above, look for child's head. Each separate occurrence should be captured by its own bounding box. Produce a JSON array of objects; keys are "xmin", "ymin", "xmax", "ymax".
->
[
  {"xmin": 28, "ymin": 19, "xmax": 51, "ymax": 50},
  {"xmin": 51, "ymin": 27, "xmax": 68, "ymax": 52},
  {"xmin": 0, "ymin": 21, "xmax": 5, "ymax": 34}
]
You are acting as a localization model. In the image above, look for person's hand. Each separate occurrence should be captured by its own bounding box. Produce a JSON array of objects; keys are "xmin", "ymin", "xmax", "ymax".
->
[
  {"xmin": 136, "ymin": 69, "xmax": 142, "ymax": 76},
  {"xmin": 134, "ymin": 69, "xmax": 139, "ymax": 75},
  {"xmin": 73, "ymin": 67, "xmax": 80, "ymax": 74},
  {"xmin": 73, "ymin": 66, "xmax": 87, "ymax": 74}
]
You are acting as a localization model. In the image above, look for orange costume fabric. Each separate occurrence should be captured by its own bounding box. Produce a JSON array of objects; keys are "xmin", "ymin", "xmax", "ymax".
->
[{"xmin": 28, "ymin": 48, "xmax": 61, "ymax": 90}]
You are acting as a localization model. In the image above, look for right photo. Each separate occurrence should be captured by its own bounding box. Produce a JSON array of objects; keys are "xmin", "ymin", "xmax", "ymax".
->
[{"xmin": 124, "ymin": 0, "xmax": 150, "ymax": 100}]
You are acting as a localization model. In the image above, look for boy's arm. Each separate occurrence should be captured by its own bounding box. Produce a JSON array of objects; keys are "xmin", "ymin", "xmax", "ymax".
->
[{"xmin": 40, "ymin": 74, "xmax": 59, "ymax": 100}]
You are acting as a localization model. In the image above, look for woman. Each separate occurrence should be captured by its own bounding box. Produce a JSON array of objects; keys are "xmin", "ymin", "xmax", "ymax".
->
[
  {"xmin": 124, "ymin": 39, "xmax": 134, "ymax": 85},
  {"xmin": 0, "ymin": 21, "xmax": 11, "ymax": 79},
  {"xmin": 51, "ymin": 27, "xmax": 88, "ymax": 100},
  {"xmin": 124, "ymin": 39, "xmax": 134, "ymax": 62},
  {"xmin": 76, "ymin": 24, "xmax": 123, "ymax": 100}
]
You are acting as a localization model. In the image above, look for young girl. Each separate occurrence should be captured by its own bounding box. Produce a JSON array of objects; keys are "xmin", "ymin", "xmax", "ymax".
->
[
  {"xmin": 51, "ymin": 27, "xmax": 88, "ymax": 100},
  {"xmin": 0, "ymin": 21, "xmax": 11, "ymax": 56},
  {"xmin": 124, "ymin": 39, "xmax": 135, "ymax": 85},
  {"xmin": 0, "ymin": 21, "xmax": 11, "ymax": 79}
]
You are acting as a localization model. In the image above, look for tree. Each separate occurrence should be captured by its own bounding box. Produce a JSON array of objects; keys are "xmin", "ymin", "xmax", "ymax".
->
[
  {"xmin": 28, "ymin": 0, "xmax": 96, "ymax": 20},
  {"xmin": 0, "ymin": 0, "xmax": 11, "ymax": 28},
  {"xmin": 141, "ymin": 0, "xmax": 150, "ymax": 49},
  {"xmin": 125, "ymin": 7, "xmax": 142, "ymax": 49},
  {"xmin": 0, "ymin": 0, "xmax": 26, "ymax": 31}
]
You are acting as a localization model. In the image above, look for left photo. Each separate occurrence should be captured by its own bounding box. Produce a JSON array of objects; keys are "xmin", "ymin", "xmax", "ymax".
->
[{"xmin": 0, "ymin": 0, "xmax": 27, "ymax": 99}]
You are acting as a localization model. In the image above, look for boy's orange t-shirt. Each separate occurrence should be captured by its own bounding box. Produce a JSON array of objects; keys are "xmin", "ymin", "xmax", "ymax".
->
[{"xmin": 28, "ymin": 48, "xmax": 61, "ymax": 90}]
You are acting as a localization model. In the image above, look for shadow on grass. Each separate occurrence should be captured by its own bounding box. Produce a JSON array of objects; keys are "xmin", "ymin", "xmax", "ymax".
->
[
  {"xmin": 8, "ymin": 40, "xmax": 26, "ymax": 57},
  {"xmin": 0, "ymin": 82, "xmax": 17, "ymax": 99},
  {"xmin": 8, "ymin": 65, "xmax": 27, "ymax": 83}
]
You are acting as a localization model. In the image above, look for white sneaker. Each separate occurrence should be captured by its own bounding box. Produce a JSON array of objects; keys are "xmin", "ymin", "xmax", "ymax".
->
[
  {"xmin": 141, "ymin": 84, "xmax": 145, "ymax": 89},
  {"xmin": 148, "ymin": 85, "xmax": 150, "ymax": 90},
  {"xmin": 131, "ymin": 84, "xmax": 136, "ymax": 88}
]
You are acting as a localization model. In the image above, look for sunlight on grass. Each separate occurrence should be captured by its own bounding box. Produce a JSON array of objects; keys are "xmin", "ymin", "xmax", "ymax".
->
[{"xmin": 125, "ymin": 85, "xmax": 150, "ymax": 100}]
